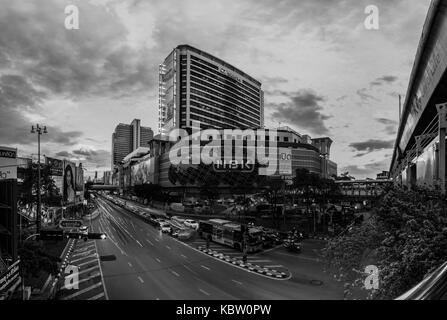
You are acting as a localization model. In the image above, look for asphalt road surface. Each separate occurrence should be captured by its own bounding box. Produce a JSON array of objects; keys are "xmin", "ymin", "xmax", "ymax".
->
[{"xmin": 92, "ymin": 197, "xmax": 343, "ymax": 300}]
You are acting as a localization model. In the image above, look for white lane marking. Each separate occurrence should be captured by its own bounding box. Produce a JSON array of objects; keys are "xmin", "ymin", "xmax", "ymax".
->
[
  {"xmin": 137, "ymin": 276, "xmax": 144, "ymax": 283},
  {"xmin": 249, "ymin": 260, "xmax": 271, "ymax": 263},
  {"xmin": 78, "ymin": 265, "xmax": 100, "ymax": 276},
  {"xmin": 88, "ymin": 292, "xmax": 105, "ymax": 300},
  {"xmin": 199, "ymin": 288, "xmax": 210, "ymax": 296},
  {"xmin": 181, "ymin": 254, "xmax": 187, "ymax": 258},
  {"xmin": 62, "ymin": 272, "xmax": 101, "ymax": 290},
  {"xmin": 128, "ymin": 262, "xmax": 133, "ymax": 267},
  {"xmin": 70, "ymin": 254, "xmax": 97, "ymax": 264},
  {"xmin": 62, "ymin": 282, "xmax": 102, "ymax": 300},
  {"xmin": 264, "ymin": 265, "xmax": 283, "ymax": 268},
  {"xmin": 155, "ymin": 258, "xmax": 161, "ymax": 263},
  {"xmin": 94, "ymin": 239, "xmax": 110, "ymax": 301},
  {"xmin": 166, "ymin": 245, "xmax": 171, "ymax": 250},
  {"xmin": 170, "ymin": 270, "xmax": 180, "ymax": 277},
  {"xmin": 201, "ymin": 265, "xmax": 210, "ymax": 271},
  {"xmin": 71, "ymin": 249, "xmax": 96, "ymax": 258},
  {"xmin": 136, "ymin": 240, "xmax": 143, "ymax": 248},
  {"xmin": 146, "ymin": 239, "xmax": 154, "ymax": 246},
  {"xmin": 75, "ymin": 259, "xmax": 98, "ymax": 268},
  {"xmin": 276, "ymin": 252, "xmax": 320, "ymax": 262},
  {"xmin": 154, "ymin": 238, "xmax": 160, "ymax": 242},
  {"xmin": 231, "ymin": 279, "xmax": 243, "ymax": 285},
  {"xmin": 182, "ymin": 264, "xmax": 197, "ymax": 275}
]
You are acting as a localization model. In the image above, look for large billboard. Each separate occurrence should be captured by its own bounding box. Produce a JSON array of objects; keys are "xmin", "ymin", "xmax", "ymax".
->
[
  {"xmin": 75, "ymin": 165, "xmax": 84, "ymax": 192},
  {"xmin": 0, "ymin": 147, "xmax": 17, "ymax": 180},
  {"xmin": 63, "ymin": 161, "xmax": 76, "ymax": 204},
  {"xmin": 160, "ymin": 50, "xmax": 176, "ymax": 133},
  {"xmin": 46, "ymin": 157, "xmax": 63, "ymax": 176},
  {"xmin": 46, "ymin": 157, "xmax": 63, "ymax": 196},
  {"xmin": 131, "ymin": 157, "xmax": 156, "ymax": 185}
]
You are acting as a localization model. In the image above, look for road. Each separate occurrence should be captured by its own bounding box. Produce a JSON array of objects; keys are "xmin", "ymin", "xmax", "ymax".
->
[{"xmin": 92, "ymin": 197, "xmax": 343, "ymax": 300}]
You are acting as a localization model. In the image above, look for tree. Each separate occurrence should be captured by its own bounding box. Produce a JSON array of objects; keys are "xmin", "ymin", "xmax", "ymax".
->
[
  {"xmin": 322, "ymin": 185, "xmax": 447, "ymax": 299},
  {"xmin": 19, "ymin": 241, "xmax": 60, "ymax": 281},
  {"xmin": 20, "ymin": 163, "xmax": 61, "ymax": 207}
]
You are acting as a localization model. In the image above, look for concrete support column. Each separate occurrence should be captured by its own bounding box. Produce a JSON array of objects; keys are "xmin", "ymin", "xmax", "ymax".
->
[{"xmin": 436, "ymin": 103, "xmax": 447, "ymax": 194}]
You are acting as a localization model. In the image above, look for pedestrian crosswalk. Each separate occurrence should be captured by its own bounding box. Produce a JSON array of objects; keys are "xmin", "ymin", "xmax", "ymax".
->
[
  {"xmin": 57, "ymin": 240, "xmax": 108, "ymax": 300},
  {"xmin": 188, "ymin": 237, "xmax": 284, "ymax": 270}
]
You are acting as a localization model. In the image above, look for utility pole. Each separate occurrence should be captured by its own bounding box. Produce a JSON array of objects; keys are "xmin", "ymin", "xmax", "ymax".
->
[{"xmin": 31, "ymin": 124, "xmax": 47, "ymax": 234}]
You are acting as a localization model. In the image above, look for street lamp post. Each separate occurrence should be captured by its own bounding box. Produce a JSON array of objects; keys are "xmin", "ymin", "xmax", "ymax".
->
[{"xmin": 31, "ymin": 124, "xmax": 47, "ymax": 234}]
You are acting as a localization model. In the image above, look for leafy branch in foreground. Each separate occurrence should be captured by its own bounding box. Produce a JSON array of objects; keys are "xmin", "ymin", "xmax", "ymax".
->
[{"xmin": 322, "ymin": 186, "xmax": 447, "ymax": 299}]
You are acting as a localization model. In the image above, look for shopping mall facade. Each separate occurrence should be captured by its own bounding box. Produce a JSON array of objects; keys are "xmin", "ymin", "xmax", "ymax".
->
[
  {"xmin": 390, "ymin": 0, "xmax": 447, "ymax": 190},
  {"xmin": 114, "ymin": 126, "xmax": 337, "ymax": 195}
]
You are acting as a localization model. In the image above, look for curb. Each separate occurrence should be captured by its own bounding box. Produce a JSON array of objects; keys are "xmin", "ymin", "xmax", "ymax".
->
[
  {"xmin": 50, "ymin": 239, "xmax": 77, "ymax": 296},
  {"xmin": 83, "ymin": 209, "xmax": 100, "ymax": 221},
  {"xmin": 198, "ymin": 246, "xmax": 289, "ymax": 280},
  {"xmin": 308, "ymin": 235, "xmax": 330, "ymax": 241}
]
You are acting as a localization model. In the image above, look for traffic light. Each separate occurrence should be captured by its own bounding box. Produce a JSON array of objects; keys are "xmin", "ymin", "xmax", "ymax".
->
[{"xmin": 39, "ymin": 229, "xmax": 64, "ymax": 240}]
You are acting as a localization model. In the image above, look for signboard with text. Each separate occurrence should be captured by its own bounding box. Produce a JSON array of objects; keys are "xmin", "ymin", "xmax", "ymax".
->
[
  {"xmin": 0, "ymin": 147, "xmax": 17, "ymax": 180},
  {"xmin": 46, "ymin": 157, "xmax": 63, "ymax": 176},
  {"xmin": 278, "ymin": 148, "xmax": 292, "ymax": 175},
  {"xmin": 59, "ymin": 219, "xmax": 83, "ymax": 229}
]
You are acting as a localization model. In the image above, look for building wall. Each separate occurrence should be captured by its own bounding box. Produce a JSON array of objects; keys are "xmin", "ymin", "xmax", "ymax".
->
[
  {"xmin": 291, "ymin": 148, "xmax": 321, "ymax": 175},
  {"xmin": 112, "ymin": 120, "xmax": 153, "ymax": 170},
  {"xmin": 159, "ymin": 44, "xmax": 264, "ymax": 132}
]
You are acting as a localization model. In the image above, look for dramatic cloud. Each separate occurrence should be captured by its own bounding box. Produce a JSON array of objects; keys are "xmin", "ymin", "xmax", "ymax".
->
[
  {"xmin": 73, "ymin": 148, "xmax": 98, "ymax": 157},
  {"xmin": 376, "ymin": 118, "xmax": 398, "ymax": 135},
  {"xmin": 342, "ymin": 158, "xmax": 391, "ymax": 179},
  {"xmin": 55, "ymin": 151, "xmax": 71, "ymax": 158},
  {"xmin": 349, "ymin": 139, "xmax": 395, "ymax": 154},
  {"xmin": 0, "ymin": 0, "xmax": 156, "ymax": 151},
  {"xmin": 270, "ymin": 90, "xmax": 331, "ymax": 135},
  {"xmin": 370, "ymin": 75, "xmax": 398, "ymax": 86},
  {"xmin": 356, "ymin": 88, "xmax": 378, "ymax": 102},
  {"xmin": 0, "ymin": 0, "xmax": 431, "ymax": 178}
]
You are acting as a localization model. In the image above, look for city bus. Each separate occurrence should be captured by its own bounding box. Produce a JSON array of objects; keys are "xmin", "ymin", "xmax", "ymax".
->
[{"xmin": 198, "ymin": 219, "xmax": 263, "ymax": 252}]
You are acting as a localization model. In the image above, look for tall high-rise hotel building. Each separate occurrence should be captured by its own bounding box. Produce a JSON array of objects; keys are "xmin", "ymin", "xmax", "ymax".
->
[
  {"xmin": 158, "ymin": 44, "xmax": 264, "ymax": 133},
  {"xmin": 111, "ymin": 119, "xmax": 153, "ymax": 170}
]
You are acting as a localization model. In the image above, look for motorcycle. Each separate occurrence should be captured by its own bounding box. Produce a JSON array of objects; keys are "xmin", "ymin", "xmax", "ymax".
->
[{"xmin": 283, "ymin": 238, "xmax": 302, "ymax": 253}]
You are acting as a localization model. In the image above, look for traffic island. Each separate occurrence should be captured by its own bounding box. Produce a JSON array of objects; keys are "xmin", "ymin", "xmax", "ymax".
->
[{"xmin": 197, "ymin": 246, "xmax": 290, "ymax": 280}]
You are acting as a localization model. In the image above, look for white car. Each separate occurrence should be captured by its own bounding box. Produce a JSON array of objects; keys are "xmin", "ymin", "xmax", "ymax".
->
[
  {"xmin": 184, "ymin": 219, "xmax": 199, "ymax": 230},
  {"xmin": 79, "ymin": 225, "xmax": 89, "ymax": 235},
  {"xmin": 159, "ymin": 222, "xmax": 171, "ymax": 233}
]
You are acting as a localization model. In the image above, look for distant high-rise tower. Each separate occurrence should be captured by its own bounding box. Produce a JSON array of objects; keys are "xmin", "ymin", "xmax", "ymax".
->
[
  {"xmin": 111, "ymin": 119, "xmax": 153, "ymax": 170},
  {"xmin": 158, "ymin": 44, "xmax": 264, "ymax": 133}
]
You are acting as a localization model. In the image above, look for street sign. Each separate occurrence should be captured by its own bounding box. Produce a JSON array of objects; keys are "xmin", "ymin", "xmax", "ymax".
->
[
  {"xmin": 59, "ymin": 219, "xmax": 83, "ymax": 229},
  {"xmin": 0, "ymin": 259, "xmax": 20, "ymax": 293}
]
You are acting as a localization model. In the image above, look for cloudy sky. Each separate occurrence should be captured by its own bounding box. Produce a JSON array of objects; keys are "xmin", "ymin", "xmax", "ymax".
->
[{"xmin": 0, "ymin": 0, "xmax": 431, "ymax": 179}]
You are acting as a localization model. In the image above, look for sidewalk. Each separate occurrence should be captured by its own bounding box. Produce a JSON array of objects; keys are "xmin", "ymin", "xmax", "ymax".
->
[
  {"xmin": 55, "ymin": 239, "xmax": 108, "ymax": 300},
  {"xmin": 117, "ymin": 195, "xmax": 167, "ymax": 217}
]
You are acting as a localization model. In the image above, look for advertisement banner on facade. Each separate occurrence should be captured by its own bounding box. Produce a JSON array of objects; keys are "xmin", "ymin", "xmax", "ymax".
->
[
  {"xmin": 63, "ymin": 161, "xmax": 76, "ymax": 204},
  {"xmin": 131, "ymin": 157, "xmax": 155, "ymax": 185},
  {"xmin": 75, "ymin": 165, "xmax": 84, "ymax": 192},
  {"xmin": 278, "ymin": 148, "xmax": 292, "ymax": 175},
  {"xmin": 45, "ymin": 157, "xmax": 63, "ymax": 176},
  {"xmin": 0, "ymin": 146, "xmax": 17, "ymax": 180}
]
